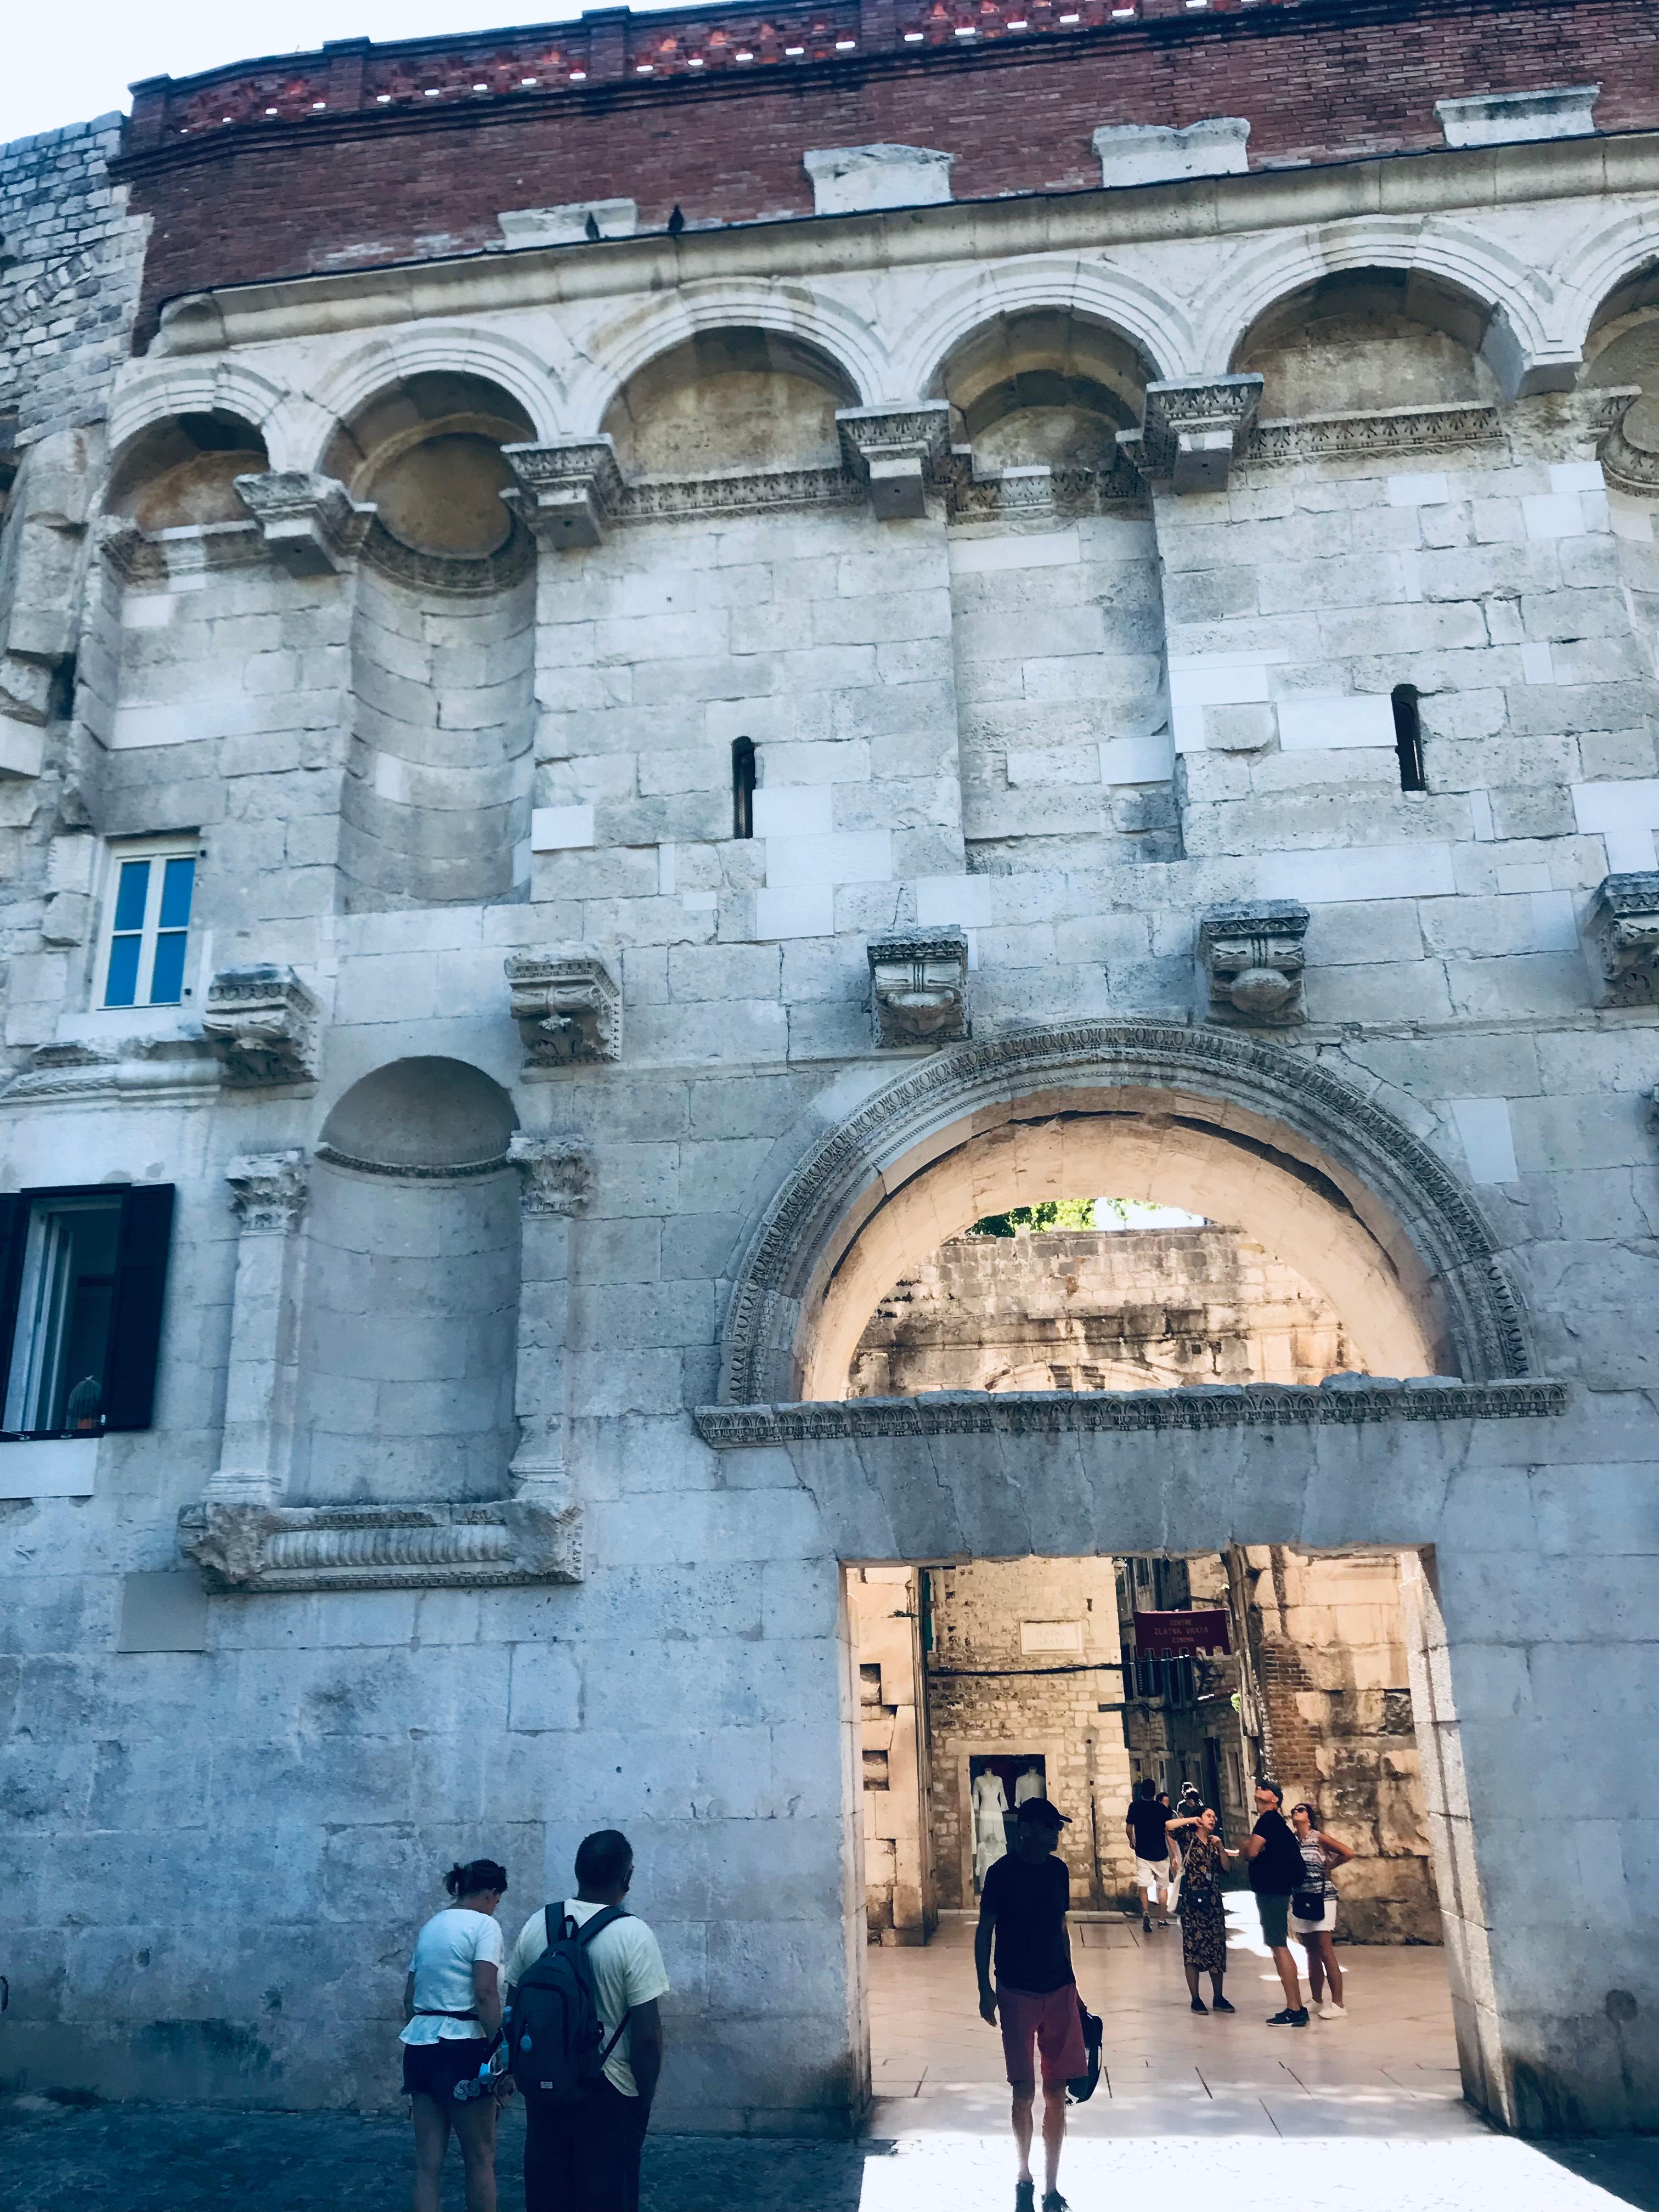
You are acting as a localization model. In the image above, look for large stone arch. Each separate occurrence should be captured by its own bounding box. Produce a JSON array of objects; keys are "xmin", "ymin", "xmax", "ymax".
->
[
  {"xmin": 892, "ymin": 254, "xmax": 1196, "ymax": 397},
  {"xmin": 300, "ymin": 323, "xmax": 566, "ymax": 465},
  {"xmin": 716, "ymin": 1022, "xmax": 1530, "ymax": 1404}
]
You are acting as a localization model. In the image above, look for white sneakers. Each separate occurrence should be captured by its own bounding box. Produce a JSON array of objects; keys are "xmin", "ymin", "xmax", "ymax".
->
[{"xmin": 1318, "ymin": 1999, "xmax": 1347, "ymax": 2021}]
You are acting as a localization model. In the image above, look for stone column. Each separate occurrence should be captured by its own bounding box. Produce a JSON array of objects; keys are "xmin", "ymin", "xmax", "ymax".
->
[
  {"xmin": 204, "ymin": 1151, "xmax": 309, "ymax": 1508},
  {"xmin": 507, "ymin": 1135, "xmax": 590, "ymax": 1512}
]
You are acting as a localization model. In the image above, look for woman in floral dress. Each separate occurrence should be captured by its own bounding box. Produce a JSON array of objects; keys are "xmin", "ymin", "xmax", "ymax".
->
[{"xmin": 1166, "ymin": 1805, "xmax": 1236, "ymax": 2013}]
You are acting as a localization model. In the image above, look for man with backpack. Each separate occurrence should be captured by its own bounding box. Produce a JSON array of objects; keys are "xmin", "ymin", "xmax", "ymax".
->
[{"xmin": 501, "ymin": 1829, "xmax": 669, "ymax": 2212}]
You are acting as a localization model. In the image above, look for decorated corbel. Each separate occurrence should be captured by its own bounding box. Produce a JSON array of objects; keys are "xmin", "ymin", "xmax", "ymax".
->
[
  {"xmin": 867, "ymin": 927, "xmax": 970, "ymax": 1047},
  {"xmin": 836, "ymin": 403, "xmax": 952, "ymax": 521},
  {"xmin": 1118, "ymin": 376, "xmax": 1265, "ymax": 495},
  {"xmin": 1197, "ymin": 901, "xmax": 1310, "ymax": 1026},
  {"xmin": 501, "ymin": 439, "xmax": 626, "ymax": 551},
  {"xmin": 233, "ymin": 471, "xmax": 373, "ymax": 575},
  {"xmin": 200, "ymin": 1151, "xmax": 309, "ymax": 1509},
  {"xmin": 506, "ymin": 1135, "xmax": 591, "ymax": 1541},
  {"xmin": 202, "ymin": 964, "xmax": 320, "ymax": 1086},
  {"xmin": 1588, "ymin": 873, "xmax": 1659, "ymax": 1005},
  {"xmin": 505, "ymin": 945, "xmax": 621, "ymax": 1068}
]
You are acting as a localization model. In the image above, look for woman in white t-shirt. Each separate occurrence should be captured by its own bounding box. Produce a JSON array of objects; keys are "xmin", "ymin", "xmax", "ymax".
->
[{"xmin": 401, "ymin": 1857, "xmax": 510, "ymax": 2212}]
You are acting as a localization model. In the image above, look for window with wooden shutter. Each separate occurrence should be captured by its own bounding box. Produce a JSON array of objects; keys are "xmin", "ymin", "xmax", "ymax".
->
[{"xmin": 0, "ymin": 1184, "xmax": 175, "ymax": 1439}]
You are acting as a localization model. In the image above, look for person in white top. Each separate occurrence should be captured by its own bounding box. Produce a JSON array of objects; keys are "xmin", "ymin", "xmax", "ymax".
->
[
  {"xmin": 504, "ymin": 1828, "xmax": 670, "ymax": 2212},
  {"xmin": 400, "ymin": 1857, "xmax": 511, "ymax": 2212}
]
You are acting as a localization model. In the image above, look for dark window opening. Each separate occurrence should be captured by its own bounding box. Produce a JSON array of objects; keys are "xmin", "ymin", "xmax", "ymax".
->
[
  {"xmin": 0, "ymin": 1184, "xmax": 175, "ymax": 1440},
  {"xmin": 1392, "ymin": 685, "xmax": 1425, "ymax": 792},
  {"xmin": 732, "ymin": 737, "xmax": 756, "ymax": 839}
]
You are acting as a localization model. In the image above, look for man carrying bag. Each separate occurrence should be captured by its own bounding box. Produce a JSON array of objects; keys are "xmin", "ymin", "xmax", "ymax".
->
[{"xmin": 503, "ymin": 1830, "xmax": 669, "ymax": 2212}]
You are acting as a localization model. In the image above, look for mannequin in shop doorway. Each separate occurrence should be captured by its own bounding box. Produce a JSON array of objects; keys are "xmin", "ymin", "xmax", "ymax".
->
[
  {"xmin": 1014, "ymin": 1764, "xmax": 1045, "ymax": 1809},
  {"xmin": 973, "ymin": 1768, "xmax": 1009, "ymax": 1889}
]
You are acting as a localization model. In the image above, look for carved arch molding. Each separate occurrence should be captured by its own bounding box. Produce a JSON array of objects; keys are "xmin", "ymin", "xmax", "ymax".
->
[{"xmin": 716, "ymin": 1020, "xmax": 1531, "ymax": 1404}]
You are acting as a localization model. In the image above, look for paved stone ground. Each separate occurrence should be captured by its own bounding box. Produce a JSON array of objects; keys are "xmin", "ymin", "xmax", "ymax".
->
[{"xmin": 4, "ymin": 1917, "xmax": 1656, "ymax": 2212}]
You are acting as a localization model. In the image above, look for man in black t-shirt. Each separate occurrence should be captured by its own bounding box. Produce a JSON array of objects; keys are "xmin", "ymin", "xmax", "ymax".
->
[
  {"xmin": 1239, "ymin": 1778, "xmax": 1308, "ymax": 2025},
  {"xmin": 1124, "ymin": 1778, "xmax": 1175, "ymax": 1933},
  {"xmin": 975, "ymin": 1797, "xmax": 1085, "ymax": 2212}
]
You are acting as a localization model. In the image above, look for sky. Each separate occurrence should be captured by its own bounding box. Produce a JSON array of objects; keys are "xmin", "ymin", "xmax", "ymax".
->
[{"xmin": 3, "ymin": 0, "xmax": 682, "ymax": 146}]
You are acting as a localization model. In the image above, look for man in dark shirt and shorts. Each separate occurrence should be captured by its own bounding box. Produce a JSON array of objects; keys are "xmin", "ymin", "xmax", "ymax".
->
[
  {"xmin": 1125, "ymin": 1778, "xmax": 1175, "ymax": 1932},
  {"xmin": 976, "ymin": 1796, "xmax": 1085, "ymax": 2212},
  {"xmin": 1239, "ymin": 1779, "xmax": 1308, "ymax": 2025}
]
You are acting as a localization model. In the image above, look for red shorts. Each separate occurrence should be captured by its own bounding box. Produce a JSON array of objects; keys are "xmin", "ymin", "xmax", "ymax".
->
[{"xmin": 997, "ymin": 1982, "xmax": 1087, "ymax": 2087}]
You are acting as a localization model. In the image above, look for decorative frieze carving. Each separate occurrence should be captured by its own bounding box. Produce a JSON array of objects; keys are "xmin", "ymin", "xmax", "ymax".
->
[
  {"xmin": 178, "ymin": 1497, "xmax": 583, "ymax": 1591},
  {"xmin": 225, "ymin": 1150, "xmax": 309, "ymax": 1234},
  {"xmin": 507, "ymin": 1133, "xmax": 592, "ymax": 1217},
  {"xmin": 1588, "ymin": 872, "xmax": 1659, "ymax": 1004},
  {"xmin": 4, "ymin": 1039, "xmax": 220, "ymax": 1106},
  {"xmin": 362, "ymin": 516, "xmax": 536, "ymax": 595},
  {"xmin": 619, "ymin": 467, "xmax": 860, "ymax": 522},
  {"xmin": 1242, "ymin": 403, "xmax": 1504, "ymax": 467},
  {"xmin": 1197, "ymin": 901, "xmax": 1310, "ymax": 1026},
  {"xmin": 202, "ymin": 964, "xmax": 320, "ymax": 1086},
  {"xmin": 1118, "ymin": 376, "xmax": 1264, "ymax": 494},
  {"xmin": 505, "ymin": 946, "xmax": 621, "ymax": 1067},
  {"xmin": 234, "ymin": 471, "xmax": 374, "ymax": 575},
  {"xmin": 836, "ymin": 403, "xmax": 952, "ymax": 521},
  {"xmin": 694, "ymin": 1376, "xmax": 1567, "ymax": 1447},
  {"xmin": 503, "ymin": 439, "xmax": 626, "ymax": 550},
  {"xmin": 867, "ymin": 928, "xmax": 970, "ymax": 1047}
]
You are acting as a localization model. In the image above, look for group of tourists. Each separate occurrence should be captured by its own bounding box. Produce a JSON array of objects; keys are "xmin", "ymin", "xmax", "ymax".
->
[{"xmin": 978, "ymin": 1778, "xmax": 1356, "ymax": 2212}]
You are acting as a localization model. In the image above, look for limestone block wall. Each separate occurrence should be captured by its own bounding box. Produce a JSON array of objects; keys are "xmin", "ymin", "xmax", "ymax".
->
[
  {"xmin": 923, "ymin": 1558, "xmax": 1137, "ymax": 1910},
  {"xmin": 848, "ymin": 1566, "xmax": 931, "ymax": 1943},
  {"xmin": 850, "ymin": 1226, "xmax": 1346, "ymax": 1394}
]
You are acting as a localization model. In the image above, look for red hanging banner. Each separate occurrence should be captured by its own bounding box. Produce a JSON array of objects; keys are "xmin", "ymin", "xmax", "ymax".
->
[{"xmin": 1133, "ymin": 1607, "xmax": 1231, "ymax": 1656}]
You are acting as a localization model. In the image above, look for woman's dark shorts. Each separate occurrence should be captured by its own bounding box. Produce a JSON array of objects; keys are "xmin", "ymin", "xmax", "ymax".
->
[{"xmin": 402, "ymin": 2035, "xmax": 491, "ymax": 2100}]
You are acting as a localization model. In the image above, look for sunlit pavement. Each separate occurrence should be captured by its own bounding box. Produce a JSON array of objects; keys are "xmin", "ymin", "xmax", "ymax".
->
[{"xmin": 2, "ymin": 1911, "xmax": 1655, "ymax": 2212}]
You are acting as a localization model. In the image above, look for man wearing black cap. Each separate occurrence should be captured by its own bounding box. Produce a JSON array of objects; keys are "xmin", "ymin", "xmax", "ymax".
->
[{"xmin": 975, "ymin": 1795, "xmax": 1084, "ymax": 2212}]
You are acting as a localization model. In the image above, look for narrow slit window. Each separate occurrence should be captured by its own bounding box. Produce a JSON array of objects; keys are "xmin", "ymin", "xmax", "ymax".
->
[
  {"xmin": 732, "ymin": 737, "xmax": 756, "ymax": 839},
  {"xmin": 1392, "ymin": 685, "xmax": 1425, "ymax": 792},
  {"xmin": 100, "ymin": 841, "xmax": 199, "ymax": 1007}
]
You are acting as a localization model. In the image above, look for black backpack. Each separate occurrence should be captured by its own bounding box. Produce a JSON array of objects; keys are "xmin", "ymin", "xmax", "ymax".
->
[
  {"xmin": 1066, "ymin": 2000, "xmax": 1104, "ymax": 2104},
  {"xmin": 505, "ymin": 1904, "xmax": 631, "ymax": 2104}
]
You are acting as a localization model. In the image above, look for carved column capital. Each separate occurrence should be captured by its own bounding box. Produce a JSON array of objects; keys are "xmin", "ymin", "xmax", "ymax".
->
[
  {"xmin": 868, "ymin": 927, "xmax": 970, "ymax": 1047},
  {"xmin": 1589, "ymin": 872, "xmax": 1659, "ymax": 1004},
  {"xmin": 234, "ymin": 471, "xmax": 373, "ymax": 575},
  {"xmin": 1197, "ymin": 901, "xmax": 1310, "ymax": 1026},
  {"xmin": 836, "ymin": 403, "xmax": 952, "ymax": 521},
  {"xmin": 501, "ymin": 439, "xmax": 625, "ymax": 550},
  {"xmin": 507, "ymin": 1134, "xmax": 591, "ymax": 1216},
  {"xmin": 1118, "ymin": 375, "xmax": 1264, "ymax": 494},
  {"xmin": 203, "ymin": 964, "xmax": 320, "ymax": 1087},
  {"xmin": 225, "ymin": 1149, "xmax": 309, "ymax": 1232},
  {"xmin": 506, "ymin": 946, "xmax": 621, "ymax": 1068}
]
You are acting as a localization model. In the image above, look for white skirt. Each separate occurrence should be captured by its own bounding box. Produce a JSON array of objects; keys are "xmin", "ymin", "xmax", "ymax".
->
[{"xmin": 1291, "ymin": 1897, "xmax": 1337, "ymax": 1934}]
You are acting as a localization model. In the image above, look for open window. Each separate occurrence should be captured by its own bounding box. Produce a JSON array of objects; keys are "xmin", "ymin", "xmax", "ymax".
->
[{"xmin": 0, "ymin": 1185, "xmax": 175, "ymax": 1438}]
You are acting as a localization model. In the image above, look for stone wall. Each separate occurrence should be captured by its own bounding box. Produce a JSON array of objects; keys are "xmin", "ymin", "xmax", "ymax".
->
[
  {"xmin": 849, "ymin": 1566, "xmax": 931, "ymax": 1942},
  {"xmin": 922, "ymin": 1557, "xmax": 1138, "ymax": 1910},
  {"xmin": 850, "ymin": 1226, "xmax": 1346, "ymax": 1395}
]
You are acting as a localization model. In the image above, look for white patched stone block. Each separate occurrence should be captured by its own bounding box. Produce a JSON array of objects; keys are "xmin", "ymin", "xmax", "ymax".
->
[
  {"xmin": 1168, "ymin": 656, "xmax": 1278, "ymax": 753},
  {"xmin": 916, "ymin": 874, "xmax": 998, "ymax": 928},
  {"xmin": 1277, "ymin": 696, "xmax": 1397, "ymax": 752},
  {"xmin": 1448, "ymin": 1097, "xmax": 1519, "ymax": 1184},
  {"xmin": 1091, "ymin": 117, "xmax": 1249, "ymax": 188},
  {"xmin": 1256, "ymin": 844, "xmax": 1457, "ymax": 904},
  {"xmin": 752, "ymin": 786, "xmax": 833, "ymax": 838},
  {"xmin": 1435, "ymin": 84, "xmax": 1599, "ymax": 146},
  {"xmin": 803, "ymin": 144, "xmax": 953, "ymax": 215},
  {"xmin": 1387, "ymin": 471, "xmax": 1451, "ymax": 507},
  {"xmin": 764, "ymin": 828, "xmax": 891, "ymax": 888},
  {"xmin": 531, "ymin": 804, "xmax": 596, "ymax": 852},
  {"xmin": 498, "ymin": 198, "xmax": 637, "ymax": 246},
  {"xmin": 1530, "ymin": 891, "xmax": 1579, "ymax": 952},
  {"xmin": 121, "ymin": 594, "xmax": 175, "ymax": 629},
  {"xmin": 1522, "ymin": 493, "xmax": 1587, "ymax": 540},
  {"xmin": 1521, "ymin": 642, "xmax": 1556, "ymax": 684},
  {"xmin": 1572, "ymin": 781, "xmax": 1659, "ymax": 874},
  {"xmin": 1101, "ymin": 733, "xmax": 1175, "ymax": 785},
  {"xmin": 1550, "ymin": 460, "xmax": 1605, "ymax": 494},
  {"xmin": 950, "ymin": 530, "xmax": 1080, "ymax": 574},
  {"xmin": 1007, "ymin": 747, "xmax": 1102, "ymax": 787},
  {"xmin": 755, "ymin": 885, "xmax": 834, "ymax": 939},
  {"xmin": 0, "ymin": 1437, "xmax": 97, "ymax": 1499}
]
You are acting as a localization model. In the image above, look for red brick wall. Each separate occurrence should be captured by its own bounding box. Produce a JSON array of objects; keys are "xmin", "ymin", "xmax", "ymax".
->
[{"xmin": 113, "ymin": 0, "xmax": 1658, "ymax": 346}]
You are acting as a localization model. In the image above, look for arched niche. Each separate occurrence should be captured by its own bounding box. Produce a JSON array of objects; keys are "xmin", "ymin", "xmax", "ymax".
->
[
  {"xmin": 600, "ymin": 328, "xmax": 859, "ymax": 478},
  {"xmin": 716, "ymin": 1023, "xmax": 1530, "ymax": 1404},
  {"xmin": 1582, "ymin": 258, "xmax": 1659, "ymax": 482},
  {"xmin": 1232, "ymin": 268, "xmax": 1502, "ymax": 419},
  {"xmin": 934, "ymin": 307, "xmax": 1154, "ymax": 475},
  {"xmin": 292, "ymin": 1059, "xmax": 521, "ymax": 1503},
  {"xmin": 328, "ymin": 372, "xmax": 538, "ymax": 910},
  {"xmin": 106, "ymin": 409, "xmax": 270, "ymax": 530}
]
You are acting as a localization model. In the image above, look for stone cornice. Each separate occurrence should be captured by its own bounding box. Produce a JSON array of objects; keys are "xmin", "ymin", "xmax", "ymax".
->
[
  {"xmin": 695, "ymin": 1379, "xmax": 1568, "ymax": 1444},
  {"xmin": 148, "ymin": 133, "xmax": 1659, "ymax": 355},
  {"xmin": 177, "ymin": 1498, "xmax": 583, "ymax": 1590},
  {"xmin": 1241, "ymin": 403, "xmax": 1505, "ymax": 465}
]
